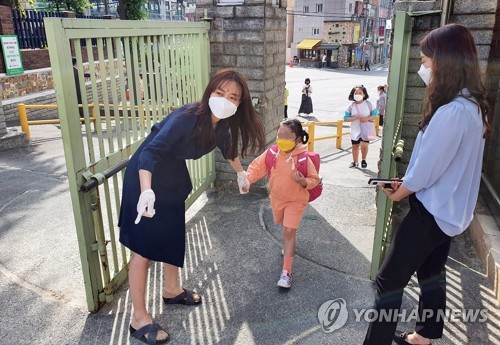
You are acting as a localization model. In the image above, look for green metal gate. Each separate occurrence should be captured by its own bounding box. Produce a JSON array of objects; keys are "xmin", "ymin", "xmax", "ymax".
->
[
  {"xmin": 370, "ymin": 11, "xmax": 413, "ymax": 280},
  {"xmin": 44, "ymin": 18, "xmax": 212, "ymax": 311}
]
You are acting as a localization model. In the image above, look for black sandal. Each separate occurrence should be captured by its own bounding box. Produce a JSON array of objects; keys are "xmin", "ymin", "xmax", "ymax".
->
[
  {"xmin": 129, "ymin": 323, "xmax": 170, "ymax": 344},
  {"xmin": 163, "ymin": 288, "xmax": 202, "ymax": 305},
  {"xmin": 393, "ymin": 332, "xmax": 432, "ymax": 345}
]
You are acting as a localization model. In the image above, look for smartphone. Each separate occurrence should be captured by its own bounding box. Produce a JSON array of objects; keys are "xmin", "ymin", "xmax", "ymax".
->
[{"xmin": 368, "ymin": 178, "xmax": 403, "ymax": 189}]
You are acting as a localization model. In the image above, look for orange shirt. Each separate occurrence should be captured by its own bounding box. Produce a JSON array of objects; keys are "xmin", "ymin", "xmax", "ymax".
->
[{"xmin": 247, "ymin": 144, "xmax": 320, "ymax": 204}]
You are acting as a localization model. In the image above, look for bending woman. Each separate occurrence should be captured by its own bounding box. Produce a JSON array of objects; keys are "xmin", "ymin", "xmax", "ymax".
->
[{"xmin": 119, "ymin": 69, "xmax": 265, "ymax": 344}]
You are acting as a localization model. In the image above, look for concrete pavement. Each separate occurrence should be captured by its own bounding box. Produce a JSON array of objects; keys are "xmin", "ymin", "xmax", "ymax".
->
[{"xmin": 0, "ymin": 65, "xmax": 499, "ymax": 345}]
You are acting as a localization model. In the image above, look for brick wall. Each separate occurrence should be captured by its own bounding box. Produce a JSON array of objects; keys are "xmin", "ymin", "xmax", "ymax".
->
[
  {"xmin": 0, "ymin": 6, "xmax": 112, "ymax": 73},
  {"xmin": 196, "ymin": 2, "xmax": 287, "ymax": 190}
]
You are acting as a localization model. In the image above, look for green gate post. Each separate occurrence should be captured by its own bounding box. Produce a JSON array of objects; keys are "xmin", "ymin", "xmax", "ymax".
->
[
  {"xmin": 44, "ymin": 18, "xmax": 104, "ymax": 311},
  {"xmin": 370, "ymin": 12, "xmax": 413, "ymax": 280}
]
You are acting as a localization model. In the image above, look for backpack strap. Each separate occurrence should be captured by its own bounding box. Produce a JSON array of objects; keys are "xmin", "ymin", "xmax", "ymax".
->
[
  {"xmin": 265, "ymin": 144, "xmax": 279, "ymax": 176},
  {"xmin": 296, "ymin": 152, "xmax": 309, "ymax": 177}
]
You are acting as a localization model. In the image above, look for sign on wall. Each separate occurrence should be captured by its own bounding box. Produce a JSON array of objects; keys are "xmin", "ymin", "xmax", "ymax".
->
[{"xmin": 1, "ymin": 35, "xmax": 24, "ymax": 76}]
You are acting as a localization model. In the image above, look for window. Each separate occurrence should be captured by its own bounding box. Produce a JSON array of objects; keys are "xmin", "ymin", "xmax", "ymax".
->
[
  {"xmin": 313, "ymin": 28, "xmax": 319, "ymax": 35},
  {"xmin": 349, "ymin": 3, "xmax": 352, "ymax": 12},
  {"xmin": 303, "ymin": 6, "xmax": 309, "ymax": 13},
  {"xmin": 316, "ymin": 4, "xmax": 323, "ymax": 12}
]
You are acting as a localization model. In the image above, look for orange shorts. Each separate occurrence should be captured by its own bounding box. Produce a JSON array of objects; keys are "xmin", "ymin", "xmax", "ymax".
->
[{"xmin": 270, "ymin": 198, "xmax": 307, "ymax": 229}]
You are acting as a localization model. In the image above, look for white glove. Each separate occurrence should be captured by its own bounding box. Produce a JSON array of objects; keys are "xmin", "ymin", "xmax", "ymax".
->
[
  {"xmin": 135, "ymin": 189, "xmax": 156, "ymax": 224},
  {"xmin": 237, "ymin": 171, "xmax": 250, "ymax": 194}
]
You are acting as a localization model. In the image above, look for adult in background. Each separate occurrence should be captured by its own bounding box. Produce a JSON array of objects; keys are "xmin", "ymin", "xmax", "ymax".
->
[
  {"xmin": 364, "ymin": 54, "xmax": 371, "ymax": 71},
  {"xmin": 284, "ymin": 82, "xmax": 289, "ymax": 119},
  {"xmin": 363, "ymin": 24, "xmax": 492, "ymax": 345},
  {"xmin": 119, "ymin": 69, "xmax": 266, "ymax": 344},
  {"xmin": 298, "ymin": 78, "xmax": 313, "ymax": 117},
  {"xmin": 376, "ymin": 85, "xmax": 387, "ymax": 126}
]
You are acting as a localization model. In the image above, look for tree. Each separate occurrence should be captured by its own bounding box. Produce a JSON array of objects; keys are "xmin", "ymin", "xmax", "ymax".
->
[
  {"xmin": 41, "ymin": 0, "xmax": 91, "ymax": 15},
  {"xmin": 1, "ymin": 0, "xmax": 35, "ymax": 11},
  {"xmin": 117, "ymin": 0, "xmax": 147, "ymax": 20}
]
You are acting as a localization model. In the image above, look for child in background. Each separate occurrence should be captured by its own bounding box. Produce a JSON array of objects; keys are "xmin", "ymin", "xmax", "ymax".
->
[
  {"xmin": 344, "ymin": 85, "xmax": 378, "ymax": 169},
  {"xmin": 243, "ymin": 119, "xmax": 320, "ymax": 288}
]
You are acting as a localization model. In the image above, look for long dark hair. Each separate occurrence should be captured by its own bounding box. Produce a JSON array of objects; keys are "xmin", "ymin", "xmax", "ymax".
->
[
  {"xmin": 194, "ymin": 69, "xmax": 265, "ymax": 158},
  {"xmin": 419, "ymin": 24, "xmax": 492, "ymax": 137}
]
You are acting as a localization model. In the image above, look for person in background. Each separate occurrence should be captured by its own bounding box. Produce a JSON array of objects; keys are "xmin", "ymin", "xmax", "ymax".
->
[
  {"xmin": 72, "ymin": 57, "xmax": 90, "ymax": 118},
  {"xmin": 322, "ymin": 54, "xmax": 327, "ymax": 68},
  {"xmin": 298, "ymin": 78, "xmax": 313, "ymax": 117},
  {"xmin": 119, "ymin": 69, "xmax": 266, "ymax": 344},
  {"xmin": 364, "ymin": 54, "xmax": 371, "ymax": 71},
  {"xmin": 376, "ymin": 85, "xmax": 387, "ymax": 126},
  {"xmin": 344, "ymin": 85, "xmax": 378, "ymax": 168},
  {"xmin": 363, "ymin": 24, "xmax": 492, "ymax": 345},
  {"xmin": 284, "ymin": 83, "xmax": 289, "ymax": 119},
  {"xmin": 243, "ymin": 119, "xmax": 320, "ymax": 289}
]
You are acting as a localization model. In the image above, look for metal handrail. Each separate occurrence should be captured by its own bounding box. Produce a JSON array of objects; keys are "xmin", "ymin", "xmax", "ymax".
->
[{"xmin": 80, "ymin": 159, "xmax": 129, "ymax": 192}]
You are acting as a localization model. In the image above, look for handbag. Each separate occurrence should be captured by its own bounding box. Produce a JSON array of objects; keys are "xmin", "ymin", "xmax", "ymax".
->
[{"xmin": 360, "ymin": 122, "xmax": 377, "ymax": 141}]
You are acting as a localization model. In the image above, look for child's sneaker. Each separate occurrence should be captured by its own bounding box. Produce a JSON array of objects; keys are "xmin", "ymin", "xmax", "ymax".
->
[
  {"xmin": 361, "ymin": 160, "xmax": 367, "ymax": 168},
  {"xmin": 349, "ymin": 161, "xmax": 359, "ymax": 168},
  {"xmin": 277, "ymin": 269, "xmax": 292, "ymax": 288}
]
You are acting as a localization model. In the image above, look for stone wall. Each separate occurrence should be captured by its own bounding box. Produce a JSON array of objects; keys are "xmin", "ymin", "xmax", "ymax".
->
[
  {"xmin": 2, "ymin": 78, "xmax": 123, "ymax": 124},
  {"xmin": 485, "ymin": 1, "xmax": 500, "ymax": 193},
  {"xmin": 196, "ymin": 0, "xmax": 287, "ymax": 190}
]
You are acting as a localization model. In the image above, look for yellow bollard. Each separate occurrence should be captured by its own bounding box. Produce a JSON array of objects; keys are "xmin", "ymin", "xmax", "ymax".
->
[
  {"xmin": 336, "ymin": 120, "xmax": 343, "ymax": 148},
  {"xmin": 18, "ymin": 103, "xmax": 31, "ymax": 141},
  {"xmin": 307, "ymin": 122, "xmax": 315, "ymax": 152}
]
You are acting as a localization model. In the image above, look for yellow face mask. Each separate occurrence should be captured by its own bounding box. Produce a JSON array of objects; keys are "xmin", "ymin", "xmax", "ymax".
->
[{"xmin": 276, "ymin": 138, "xmax": 296, "ymax": 152}]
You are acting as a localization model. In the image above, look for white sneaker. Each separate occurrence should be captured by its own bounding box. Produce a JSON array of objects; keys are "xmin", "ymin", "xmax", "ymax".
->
[{"xmin": 277, "ymin": 269, "xmax": 292, "ymax": 288}]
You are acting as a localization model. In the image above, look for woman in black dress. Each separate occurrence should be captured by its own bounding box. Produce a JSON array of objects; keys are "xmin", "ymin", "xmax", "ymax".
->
[
  {"xmin": 298, "ymin": 78, "xmax": 313, "ymax": 117},
  {"xmin": 119, "ymin": 69, "xmax": 265, "ymax": 344}
]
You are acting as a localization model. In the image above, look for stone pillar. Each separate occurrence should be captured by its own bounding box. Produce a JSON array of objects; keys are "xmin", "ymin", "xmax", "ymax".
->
[
  {"xmin": 0, "ymin": 104, "xmax": 6, "ymax": 137},
  {"xmin": 0, "ymin": 6, "xmax": 15, "ymax": 35},
  {"xmin": 196, "ymin": 0, "xmax": 287, "ymax": 190},
  {"xmin": 0, "ymin": 5, "xmax": 15, "ymax": 74}
]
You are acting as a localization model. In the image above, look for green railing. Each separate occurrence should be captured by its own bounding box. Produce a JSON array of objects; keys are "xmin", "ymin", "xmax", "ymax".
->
[{"xmin": 370, "ymin": 11, "xmax": 413, "ymax": 280}]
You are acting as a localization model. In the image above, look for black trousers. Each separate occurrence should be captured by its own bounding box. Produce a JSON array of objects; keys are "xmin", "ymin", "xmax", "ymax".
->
[{"xmin": 364, "ymin": 194, "xmax": 452, "ymax": 345}]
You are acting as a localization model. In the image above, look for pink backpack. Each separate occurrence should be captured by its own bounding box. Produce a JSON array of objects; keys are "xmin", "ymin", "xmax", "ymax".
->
[{"xmin": 265, "ymin": 144, "xmax": 323, "ymax": 202}]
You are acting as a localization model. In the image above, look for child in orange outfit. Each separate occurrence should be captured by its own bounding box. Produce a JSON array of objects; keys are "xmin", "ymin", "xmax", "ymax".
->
[{"xmin": 244, "ymin": 119, "xmax": 320, "ymax": 288}]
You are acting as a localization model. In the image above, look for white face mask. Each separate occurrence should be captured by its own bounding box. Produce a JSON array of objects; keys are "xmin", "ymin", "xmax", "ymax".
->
[
  {"xmin": 417, "ymin": 64, "xmax": 432, "ymax": 85},
  {"xmin": 209, "ymin": 96, "xmax": 238, "ymax": 119},
  {"xmin": 353, "ymin": 94, "xmax": 364, "ymax": 102}
]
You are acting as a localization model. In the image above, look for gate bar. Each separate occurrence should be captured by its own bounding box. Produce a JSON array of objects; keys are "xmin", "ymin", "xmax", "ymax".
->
[{"xmin": 80, "ymin": 159, "xmax": 129, "ymax": 192}]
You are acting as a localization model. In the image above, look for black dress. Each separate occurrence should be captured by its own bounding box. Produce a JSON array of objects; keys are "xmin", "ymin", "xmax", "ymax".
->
[
  {"xmin": 298, "ymin": 85, "xmax": 313, "ymax": 115},
  {"xmin": 119, "ymin": 104, "xmax": 231, "ymax": 267}
]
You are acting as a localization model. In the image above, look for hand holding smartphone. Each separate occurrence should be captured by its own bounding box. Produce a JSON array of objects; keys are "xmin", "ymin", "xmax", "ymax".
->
[{"xmin": 368, "ymin": 178, "xmax": 403, "ymax": 189}]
